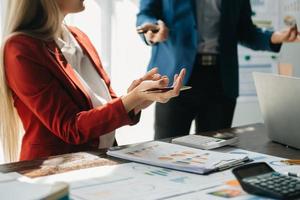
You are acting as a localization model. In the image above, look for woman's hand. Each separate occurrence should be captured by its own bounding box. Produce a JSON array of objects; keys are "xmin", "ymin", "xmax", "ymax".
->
[
  {"xmin": 121, "ymin": 69, "xmax": 186, "ymax": 113},
  {"xmin": 127, "ymin": 68, "xmax": 161, "ymax": 93},
  {"xmin": 131, "ymin": 76, "xmax": 169, "ymax": 114},
  {"xmin": 127, "ymin": 68, "xmax": 164, "ymax": 114},
  {"xmin": 140, "ymin": 69, "xmax": 186, "ymax": 103}
]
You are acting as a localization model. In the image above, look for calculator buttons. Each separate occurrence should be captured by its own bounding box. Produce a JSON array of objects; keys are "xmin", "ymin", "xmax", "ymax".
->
[{"xmin": 242, "ymin": 172, "xmax": 300, "ymax": 198}]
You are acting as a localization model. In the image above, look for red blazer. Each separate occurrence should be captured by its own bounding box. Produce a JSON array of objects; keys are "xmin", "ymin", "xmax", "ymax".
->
[{"xmin": 4, "ymin": 27, "xmax": 139, "ymax": 161}]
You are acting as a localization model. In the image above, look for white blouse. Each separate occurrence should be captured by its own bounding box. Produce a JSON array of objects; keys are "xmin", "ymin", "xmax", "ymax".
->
[{"xmin": 55, "ymin": 26, "xmax": 115, "ymax": 148}]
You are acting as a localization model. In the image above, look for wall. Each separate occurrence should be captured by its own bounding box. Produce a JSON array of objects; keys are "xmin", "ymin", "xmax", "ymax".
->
[
  {"xmin": 233, "ymin": 0, "xmax": 280, "ymax": 127},
  {"xmin": 110, "ymin": 0, "xmax": 154, "ymax": 144},
  {"xmin": 66, "ymin": 0, "xmax": 112, "ymax": 72},
  {"xmin": 233, "ymin": 0, "xmax": 300, "ymax": 127},
  {"xmin": 279, "ymin": 0, "xmax": 300, "ymax": 77}
]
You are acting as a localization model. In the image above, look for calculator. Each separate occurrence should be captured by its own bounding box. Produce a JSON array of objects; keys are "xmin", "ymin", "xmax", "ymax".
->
[
  {"xmin": 171, "ymin": 132, "xmax": 238, "ymax": 150},
  {"xmin": 232, "ymin": 162, "xmax": 300, "ymax": 199}
]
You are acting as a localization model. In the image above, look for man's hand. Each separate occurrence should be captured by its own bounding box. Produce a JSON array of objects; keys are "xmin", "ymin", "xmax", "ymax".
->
[
  {"xmin": 271, "ymin": 26, "xmax": 300, "ymax": 44},
  {"xmin": 137, "ymin": 20, "xmax": 169, "ymax": 45}
]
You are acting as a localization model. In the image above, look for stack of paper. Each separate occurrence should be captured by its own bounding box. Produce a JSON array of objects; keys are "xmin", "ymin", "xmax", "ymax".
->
[
  {"xmin": 0, "ymin": 173, "xmax": 69, "ymax": 200},
  {"xmin": 107, "ymin": 141, "xmax": 249, "ymax": 174}
]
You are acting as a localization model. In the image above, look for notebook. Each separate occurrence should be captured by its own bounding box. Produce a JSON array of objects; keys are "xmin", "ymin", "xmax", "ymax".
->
[{"xmin": 107, "ymin": 141, "xmax": 249, "ymax": 175}]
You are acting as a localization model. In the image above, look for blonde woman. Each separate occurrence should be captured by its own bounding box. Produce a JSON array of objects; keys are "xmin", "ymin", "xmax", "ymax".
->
[{"xmin": 0, "ymin": 0, "xmax": 185, "ymax": 162}]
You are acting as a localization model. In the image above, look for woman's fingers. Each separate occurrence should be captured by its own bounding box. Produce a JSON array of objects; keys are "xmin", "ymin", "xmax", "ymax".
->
[
  {"xmin": 172, "ymin": 74, "xmax": 178, "ymax": 86},
  {"xmin": 158, "ymin": 76, "xmax": 169, "ymax": 87},
  {"xmin": 139, "ymin": 77, "xmax": 169, "ymax": 92},
  {"xmin": 146, "ymin": 68, "xmax": 186, "ymax": 102},
  {"xmin": 128, "ymin": 68, "xmax": 161, "ymax": 92},
  {"xmin": 167, "ymin": 68, "xmax": 186, "ymax": 97},
  {"xmin": 135, "ymin": 69, "xmax": 186, "ymax": 104},
  {"xmin": 127, "ymin": 79, "xmax": 143, "ymax": 93},
  {"xmin": 152, "ymin": 73, "xmax": 162, "ymax": 80},
  {"xmin": 173, "ymin": 68, "xmax": 186, "ymax": 91},
  {"xmin": 141, "ymin": 68, "xmax": 159, "ymax": 81}
]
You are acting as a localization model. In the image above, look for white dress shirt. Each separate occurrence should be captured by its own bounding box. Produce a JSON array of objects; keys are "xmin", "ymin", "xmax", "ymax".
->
[
  {"xmin": 55, "ymin": 26, "xmax": 115, "ymax": 148},
  {"xmin": 196, "ymin": 0, "xmax": 222, "ymax": 53}
]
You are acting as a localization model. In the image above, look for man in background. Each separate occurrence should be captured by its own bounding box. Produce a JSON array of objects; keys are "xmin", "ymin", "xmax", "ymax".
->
[{"xmin": 136, "ymin": 0, "xmax": 299, "ymax": 139}]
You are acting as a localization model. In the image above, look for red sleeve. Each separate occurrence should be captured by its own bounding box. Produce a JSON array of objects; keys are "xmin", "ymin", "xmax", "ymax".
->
[{"xmin": 4, "ymin": 36, "xmax": 135, "ymax": 145}]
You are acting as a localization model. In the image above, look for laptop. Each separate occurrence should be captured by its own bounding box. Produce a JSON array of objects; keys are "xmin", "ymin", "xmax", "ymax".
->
[{"xmin": 253, "ymin": 72, "xmax": 300, "ymax": 149}]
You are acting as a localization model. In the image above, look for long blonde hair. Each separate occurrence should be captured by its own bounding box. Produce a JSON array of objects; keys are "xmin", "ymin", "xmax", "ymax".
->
[{"xmin": 0, "ymin": 0, "xmax": 63, "ymax": 162}]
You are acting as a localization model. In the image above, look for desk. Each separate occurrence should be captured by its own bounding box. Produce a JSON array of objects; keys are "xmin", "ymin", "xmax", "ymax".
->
[
  {"xmin": 202, "ymin": 123, "xmax": 300, "ymax": 159},
  {"xmin": 0, "ymin": 123, "xmax": 299, "ymax": 177}
]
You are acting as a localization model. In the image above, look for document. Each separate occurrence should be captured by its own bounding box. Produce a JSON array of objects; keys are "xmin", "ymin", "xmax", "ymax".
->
[
  {"xmin": 26, "ymin": 148, "xmax": 300, "ymax": 200},
  {"xmin": 30, "ymin": 162, "xmax": 233, "ymax": 200},
  {"xmin": 0, "ymin": 173, "xmax": 69, "ymax": 200},
  {"xmin": 107, "ymin": 141, "xmax": 249, "ymax": 174}
]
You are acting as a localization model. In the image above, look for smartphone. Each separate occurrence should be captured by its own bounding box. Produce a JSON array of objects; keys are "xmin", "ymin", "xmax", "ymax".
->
[
  {"xmin": 137, "ymin": 27, "xmax": 160, "ymax": 34},
  {"xmin": 142, "ymin": 86, "xmax": 192, "ymax": 93}
]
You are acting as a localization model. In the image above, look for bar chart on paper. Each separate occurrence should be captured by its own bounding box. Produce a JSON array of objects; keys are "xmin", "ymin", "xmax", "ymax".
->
[
  {"xmin": 27, "ymin": 148, "xmax": 300, "ymax": 200},
  {"xmin": 31, "ymin": 162, "xmax": 230, "ymax": 200},
  {"xmin": 67, "ymin": 164, "xmax": 233, "ymax": 200}
]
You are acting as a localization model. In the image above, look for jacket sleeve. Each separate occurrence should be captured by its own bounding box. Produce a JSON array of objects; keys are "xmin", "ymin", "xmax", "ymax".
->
[
  {"xmin": 4, "ymin": 37, "xmax": 137, "ymax": 145},
  {"xmin": 136, "ymin": 0, "xmax": 162, "ymax": 27},
  {"xmin": 136, "ymin": 0, "xmax": 162, "ymax": 45},
  {"xmin": 237, "ymin": 0, "xmax": 281, "ymax": 52}
]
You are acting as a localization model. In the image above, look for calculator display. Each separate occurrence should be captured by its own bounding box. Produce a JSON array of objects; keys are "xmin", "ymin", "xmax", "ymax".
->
[{"xmin": 234, "ymin": 163, "xmax": 274, "ymax": 179}]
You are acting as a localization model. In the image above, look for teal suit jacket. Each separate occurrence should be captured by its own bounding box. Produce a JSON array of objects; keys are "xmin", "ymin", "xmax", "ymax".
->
[{"xmin": 137, "ymin": 0, "xmax": 281, "ymax": 98}]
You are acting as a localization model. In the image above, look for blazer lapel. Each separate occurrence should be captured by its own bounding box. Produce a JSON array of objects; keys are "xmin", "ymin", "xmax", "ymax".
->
[
  {"xmin": 69, "ymin": 30, "xmax": 111, "ymax": 85},
  {"xmin": 44, "ymin": 41, "xmax": 93, "ymax": 108}
]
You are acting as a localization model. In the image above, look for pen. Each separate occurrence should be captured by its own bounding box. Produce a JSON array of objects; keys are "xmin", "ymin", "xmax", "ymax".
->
[{"xmin": 281, "ymin": 160, "xmax": 300, "ymax": 165}]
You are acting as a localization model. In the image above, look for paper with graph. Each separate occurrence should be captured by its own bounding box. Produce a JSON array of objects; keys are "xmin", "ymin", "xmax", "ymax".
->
[{"xmin": 107, "ymin": 141, "xmax": 249, "ymax": 174}]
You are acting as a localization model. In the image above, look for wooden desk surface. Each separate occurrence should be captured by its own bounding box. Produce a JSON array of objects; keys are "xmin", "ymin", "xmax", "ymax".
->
[
  {"xmin": 0, "ymin": 123, "xmax": 299, "ymax": 177},
  {"xmin": 210, "ymin": 123, "xmax": 300, "ymax": 159}
]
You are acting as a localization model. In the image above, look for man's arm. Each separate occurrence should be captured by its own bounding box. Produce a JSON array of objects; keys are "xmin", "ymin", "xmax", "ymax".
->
[
  {"xmin": 136, "ymin": 0, "xmax": 162, "ymax": 27},
  {"xmin": 136, "ymin": 0, "xmax": 169, "ymax": 45},
  {"xmin": 237, "ymin": 0, "xmax": 281, "ymax": 52}
]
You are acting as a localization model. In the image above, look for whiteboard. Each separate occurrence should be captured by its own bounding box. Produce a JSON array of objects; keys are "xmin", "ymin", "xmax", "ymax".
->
[
  {"xmin": 238, "ymin": 0, "xmax": 280, "ymax": 97},
  {"xmin": 279, "ymin": 0, "xmax": 300, "ymax": 77}
]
